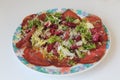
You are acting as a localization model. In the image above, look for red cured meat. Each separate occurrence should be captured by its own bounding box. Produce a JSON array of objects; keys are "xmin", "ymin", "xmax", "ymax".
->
[
  {"xmin": 62, "ymin": 9, "xmax": 82, "ymax": 20},
  {"xmin": 37, "ymin": 13, "xmax": 46, "ymax": 21},
  {"xmin": 80, "ymin": 44, "xmax": 106, "ymax": 64},
  {"xmin": 23, "ymin": 48, "xmax": 51, "ymax": 66},
  {"xmin": 21, "ymin": 14, "xmax": 37, "ymax": 28},
  {"xmin": 16, "ymin": 27, "xmax": 36, "ymax": 48}
]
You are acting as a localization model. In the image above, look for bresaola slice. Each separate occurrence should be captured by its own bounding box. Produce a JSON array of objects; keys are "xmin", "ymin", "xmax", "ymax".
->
[
  {"xmin": 16, "ymin": 26, "xmax": 36, "ymax": 48},
  {"xmin": 23, "ymin": 48, "xmax": 51, "ymax": 66},
  {"xmin": 37, "ymin": 13, "xmax": 46, "ymax": 21},
  {"xmin": 80, "ymin": 44, "xmax": 106, "ymax": 64},
  {"xmin": 84, "ymin": 15, "xmax": 102, "ymax": 28},
  {"xmin": 21, "ymin": 14, "xmax": 37, "ymax": 28},
  {"xmin": 62, "ymin": 9, "xmax": 82, "ymax": 20}
]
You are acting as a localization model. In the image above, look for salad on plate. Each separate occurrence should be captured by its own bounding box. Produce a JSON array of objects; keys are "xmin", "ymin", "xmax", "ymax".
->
[{"xmin": 13, "ymin": 9, "xmax": 110, "ymax": 74}]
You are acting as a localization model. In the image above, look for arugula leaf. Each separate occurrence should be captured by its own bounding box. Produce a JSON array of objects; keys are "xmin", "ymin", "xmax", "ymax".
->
[
  {"xmin": 28, "ymin": 18, "xmax": 41, "ymax": 28},
  {"xmin": 75, "ymin": 21, "xmax": 92, "ymax": 43},
  {"xmin": 69, "ymin": 39, "xmax": 74, "ymax": 44},
  {"xmin": 45, "ymin": 13, "xmax": 60, "ymax": 24},
  {"xmin": 47, "ymin": 35, "xmax": 61, "ymax": 44},
  {"xmin": 75, "ymin": 22, "xmax": 88, "ymax": 33},
  {"xmin": 59, "ymin": 51, "xmax": 66, "ymax": 60},
  {"xmin": 73, "ymin": 19, "xmax": 80, "ymax": 24},
  {"xmin": 66, "ymin": 16, "xmax": 75, "ymax": 22},
  {"xmin": 75, "ymin": 50, "xmax": 86, "ymax": 58},
  {"xmin": 84, "ymin": 32, "xmax": 92, "ymax": 41},
  {"xmin": 62, "ymin": 26, "xmax": 68, "ymax": 31},
  {"xmin": 54, "ymin": 12, "xmax": 62, "ymax": 18},
  {"xmin": 68, "ymin": 60, "xmax": 76, "ymax": 66},
  {"xmin": 45, "ymin": 13, "xmax": 55, "ymax": 23},
  {"xmin": 83, "ymin": 43, "xmax": 96, "ymax": 50}
]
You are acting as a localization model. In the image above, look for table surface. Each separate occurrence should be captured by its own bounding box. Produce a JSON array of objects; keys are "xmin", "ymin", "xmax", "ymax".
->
[{"xmin": 0, "ymin": 0, "xmax": 120, "ymax": 80}]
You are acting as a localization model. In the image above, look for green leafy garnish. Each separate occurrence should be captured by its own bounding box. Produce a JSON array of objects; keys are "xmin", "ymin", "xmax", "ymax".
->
[
  {"xmin": 84, "ymin": 32, "xmax": 92, "ymax": 41},
  {"xmin": 83, "ymin": 43, "xmax": 96, "ymax": 50},
  {"xmin": 68, "ymin": 60, "xmax": 76, "ymax": 66},
  {"xmin": 31, "ymin": 27, "xmax": 46, "ymax": 48},
  {"xmin": 81, "ymin": 35, "xmax": 87, "ymax": 44},
  {"xmin": 47, "ymin": 35, "xmax": 61, "ymax": 44},
  {"xmin": 66, "ymin": 16, "xmax": 75, "ymax": 22},
  {"xmin": 75, "ymin": 22, "xmax": 88, "ymax": 33},
  {"xmin": 46, "ymin": 52, "xmax": 54, "ymax": 59},
  {"xmin": 81, "ymin": 18, "xmax": 87, "ymax": 23},
  {"xmin": 45, "ymin": 13, "xmax": 60, "ymax": 24},
  {"xmin": 62, "ymin": 26, "xmax": 68, "ymax": 31},
  {"xmin": 73, "ymin": 19, "xmax": 80, "ymax": 24},
  {"xmin": 75, "ymin": 50, "xmax": 86, "ymax": 58},
  {"xmin": 59, "ymin": 25, "xmax": 68, "ymax": 31},
  {"xmin": 69, "ymin": 39, "xmax": 74, "ymax": 44},
  {"xmin": 28, "ymin": 18, "xmax": 41, "ymax": 28},
  {"xmin": 59, "ymin": 51, "xmax": 66, "ymax": 60},
  {"xmin": 75, "ymin": 21, "xmax": 92, "ymax": 43},
  {"xmin": 54, "ymin": 12, "xmax": 62, "ymax": 18},
  {"xmin": 45, "ymin": 13, "xmax": 55, "ymax": 23}
]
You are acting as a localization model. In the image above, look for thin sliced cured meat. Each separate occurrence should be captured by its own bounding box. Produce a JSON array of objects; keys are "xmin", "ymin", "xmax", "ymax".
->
[
  {"xmin": 21, "ymin": 14, "xmax": 37, "ymax": 28},
  {"xmin": 85, "ymin": 15, "xmax": 103, "ymax": 28},
  {"xmin": 23, "ymin": 48, "xmax": 51, "ymax": 66},
  {"xmin": 80, "ymin": 44, "xmax": 106, "ymax": 64},
  {"xmin": 16, "ymin": 27, "xmax": 36, "ymax": 48},
  {"xmin": 37, "ymin": 13, "xmax": 46, "ymax": 21},
  {"xmin": 62, "ymin": 9, "xmax": 82, "ymax": 20}
]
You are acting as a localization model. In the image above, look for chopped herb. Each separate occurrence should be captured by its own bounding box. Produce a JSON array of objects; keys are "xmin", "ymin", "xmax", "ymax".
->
[
  {"xmin": 45, "ymin": 14, "xmax": 55, "ymax": 23},
  {"xmin": 75, "ymin": 21, "xmax": 92, "ymax": 43},
  {"xmin": 62, "ymin": 26, "xmax": 68, "ymax": 31},
  {"xmin": 69, "ymin": 39, "xmax": 74, "ymax": 44},
  {"xmin": 68, "ymin": 60, "xmax": 76, "ymax": 66},
  {"xmin": 75, "ymin": 21, "xmax": 87, "ymax": 33},
  {"xmin": 28, "ymin": 18, "xmax": 41, "ymax": 28},
  {"xmin": 79, "ymin": 53, "xmax": 86, "ymax": 58},
  {"xmin": 73, "ymin": 19, "xmax": 80, "ymax": 24},
  {"xmin": 59, "ymin": 50, "xmax": 66, "ymax": 60},
  {"xmin": 66, "ymin": 16, "xmax": 75, "ymax": 22},
  {"xmin": 84, "ymin": 32, "xmax": 92, "ymax": 41},
  {"xmin": 83, "ymin": 43, "xmax": 96, "ymax": 50},
  {"xmin": 47, "ymin": 35, "xmax": 61, "ymax": 44},
  {"xmin": 46, "ymin": 52, "xmax": 54, "ymax": 59},
  {"xmin": 81, "ymin": 35, "xmax": 87, "ymax": 44},
  {"xmin": 45, "ymin": 13, "xmax": 60, "ymax": 24},
  {"xmin": 54, "ymin": 12, "xmax": 62, "ymax": 18},
  {"xmin": 81, "ymin": 18, "xmax": 87, "ymax": 23},
  {"xmin": 75, "ymin": 50, "xmax": 86, "ymax": 58}
]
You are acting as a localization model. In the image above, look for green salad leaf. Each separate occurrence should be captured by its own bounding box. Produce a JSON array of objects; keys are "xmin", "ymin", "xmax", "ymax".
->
[
  {"xmin": 62, "ymin": 26, "xmax": 68, "ymax": 31},
  {"xmin": 59, "ymin": 51, "xmax": 66, "ymax": 60},
  {"xmin": 54, "ymin": 12, "xmax": 62, "ymax": 18},
  {"xmin": 28, "ymin": 18, "xmax": 41, "ymax": 28},
  {"xmin": 83, "ymin": 43, "xmax": 96, "ymax": 50},
  {"xmin": 75, "ymin": 50, "xmax": 86, "ymax": 58},
  {"xmin": 45, "ymin": 13, "xmax": 60, "ymax": 24},
  {"xmin": 66, "ymin": 16, "xmax": 75, "ymax": 22},
  {"xmin": 75, "ymin": 22, "xmax": 88, "ymax": 33},
  {"xmin": 75, "ymin": 21, "xmax": 92, "ymax": 44},
  {"xmin": 47, "ymin": 35, "xmax": 61, "ymax": 44},
  {"xmin": 68, "ymin": 60, "xmax": 76, "ymax": 66}
]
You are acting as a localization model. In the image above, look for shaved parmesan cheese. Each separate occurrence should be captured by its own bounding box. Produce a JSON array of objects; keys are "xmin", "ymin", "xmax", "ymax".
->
[
  {"xmin": 62, "ymin": 41, "xmax": 72, "ymax": 47},
  {"xmin": 76, "ymin": 40, "xmax": 82, "ymax": 46},
  {"xmin": 70, "ymin": 29, "xmax": 78, "ymax": 39},
  {"xmin": 86, "ymin": 22, "xmax": 94, "ymax": 29},
  {"xmin": 58, "ymin": 46, "xmax": 75, "ymax": 58}
]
